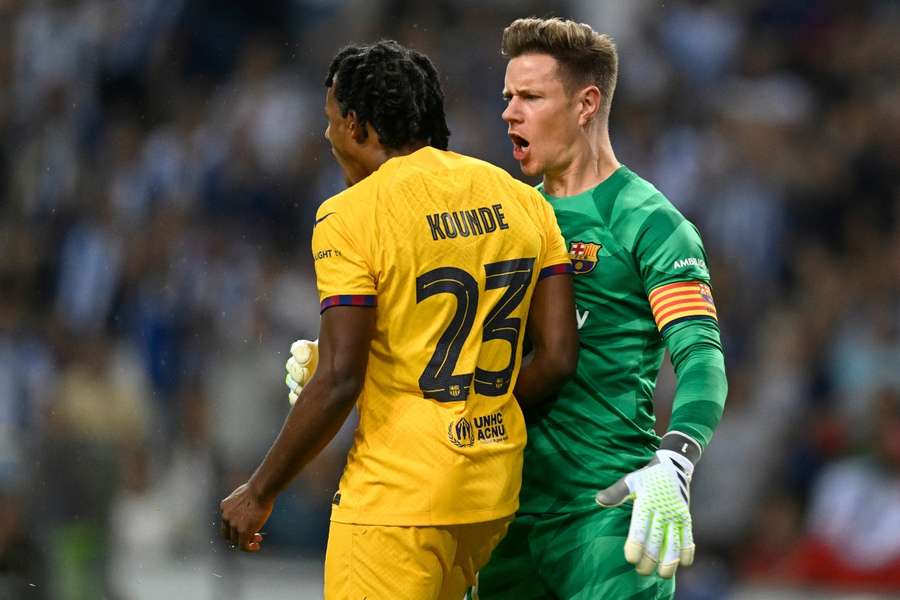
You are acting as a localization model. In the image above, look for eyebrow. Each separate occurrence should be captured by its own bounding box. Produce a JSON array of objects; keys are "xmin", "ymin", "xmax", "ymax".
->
[{"xmin": 504, "ymin": 87, "xmax": 539, "ymax": 97}]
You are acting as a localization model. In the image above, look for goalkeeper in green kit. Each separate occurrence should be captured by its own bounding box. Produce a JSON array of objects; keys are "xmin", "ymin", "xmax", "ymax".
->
[{"xmin": 470, "ymin": 17, "xmax": 729, "ymax": 599}]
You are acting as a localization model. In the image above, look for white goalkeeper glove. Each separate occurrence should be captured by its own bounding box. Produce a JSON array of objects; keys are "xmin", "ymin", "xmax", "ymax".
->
[
  {"xmin": 595, "ymin": 431, "xmax": 701, "ymax": 579},
  {"xmin": 285, "ymin": 339, "xmax": 318, "ymax": 406}
]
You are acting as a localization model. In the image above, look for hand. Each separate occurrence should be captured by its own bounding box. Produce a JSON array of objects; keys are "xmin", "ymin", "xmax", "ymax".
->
[
  {"xmin": 285, "ymin": 339, "xmax": 319, "ymax": 405},
  {"xmin": 595, "ymin": 432, "xmax": 700, "ymax": 579},
  {"xmin": 220, "ymin": 482, "xmax": 274, "ymax": 552}
]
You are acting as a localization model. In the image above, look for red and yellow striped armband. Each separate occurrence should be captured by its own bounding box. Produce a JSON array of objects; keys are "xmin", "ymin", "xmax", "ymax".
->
[{"xmin": 648, "ymin": 281, "xmax": 718, "ymax": 332}]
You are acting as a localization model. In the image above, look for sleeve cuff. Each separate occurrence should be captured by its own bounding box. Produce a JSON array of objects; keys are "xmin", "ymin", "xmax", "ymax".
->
[
  {"xmin": 320, "ymin": 294, "xmax": 377, "ymax": 313},
  {"xmin": 538, "ymin": 262, "xmax": 574, "ymax": 280},
  {"xmin": 660, "ymin": 431, "xmax": 702, "ymax": 465}
]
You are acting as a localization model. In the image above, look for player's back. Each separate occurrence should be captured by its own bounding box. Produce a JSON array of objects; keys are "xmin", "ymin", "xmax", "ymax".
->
[{"xmin": 311, "ymin": 147, "xmax": 569, "ymax": 526}]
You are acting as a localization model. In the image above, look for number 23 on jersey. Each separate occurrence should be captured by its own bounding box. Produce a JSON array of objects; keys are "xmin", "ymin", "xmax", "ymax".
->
[{"xmin": 416, "ymin": 257, "xmax": 535, "ymax": 403}]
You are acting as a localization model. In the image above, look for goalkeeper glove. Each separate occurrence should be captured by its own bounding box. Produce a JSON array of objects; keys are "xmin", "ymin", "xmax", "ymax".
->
[
  {"xmin": 595, "ymin": 431, "xmax": 701, "ymax": 579},
  {"xmin": 285, "ymin": 339, "xmax": 318, "ymax": 406}
]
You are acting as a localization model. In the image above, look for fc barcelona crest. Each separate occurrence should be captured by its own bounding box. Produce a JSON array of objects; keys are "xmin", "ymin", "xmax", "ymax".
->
[{"xmin": 568, "ymin": 241, "xmax": 602, "ymax": 274}]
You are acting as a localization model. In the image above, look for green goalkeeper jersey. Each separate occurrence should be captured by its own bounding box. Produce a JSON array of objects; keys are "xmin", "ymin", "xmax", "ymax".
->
[{"xmin": 520, "ymin": 165, "xmax": 725, "ymax": 515}]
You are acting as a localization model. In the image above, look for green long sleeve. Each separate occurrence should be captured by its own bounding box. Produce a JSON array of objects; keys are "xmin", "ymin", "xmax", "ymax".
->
[{"xmin": 663, "ymin": 318, "xmax": 727, "ymax": 449}]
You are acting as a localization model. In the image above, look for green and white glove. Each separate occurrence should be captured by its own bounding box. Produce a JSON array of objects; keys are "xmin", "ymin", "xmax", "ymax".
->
[
  {"xmin": 285, "ymin": 339, "xmax": 318, "ymax": 406},
  {"xmin": 595, "ymin": 431, "xmax": 701, "ymax": 579}
]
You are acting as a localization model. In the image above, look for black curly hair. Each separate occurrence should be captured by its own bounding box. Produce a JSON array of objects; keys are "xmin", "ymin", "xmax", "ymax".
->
[{"xmin": 325, "ymin": 40, "xmax": 450, "ymax": 151}]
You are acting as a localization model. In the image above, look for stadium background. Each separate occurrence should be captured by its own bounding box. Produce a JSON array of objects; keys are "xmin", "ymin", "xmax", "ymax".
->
[{"xmin": 1, "ymin": 0, "xmax": 898, "ymax": 598}]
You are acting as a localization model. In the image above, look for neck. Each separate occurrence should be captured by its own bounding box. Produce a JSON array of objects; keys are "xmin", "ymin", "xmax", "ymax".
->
[
  {"xmin": 365, "ymin": 140, "xmax": 428, "ymax": 174},
  {"xmin": 542, "ymin": 126, "xmax": 619, "ymax": 198}
]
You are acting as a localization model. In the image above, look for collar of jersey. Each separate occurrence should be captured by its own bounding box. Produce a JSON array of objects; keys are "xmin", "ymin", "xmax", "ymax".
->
[{"xmin": 538, "ymin": 165, "xmax": 631, "ymax": 203}]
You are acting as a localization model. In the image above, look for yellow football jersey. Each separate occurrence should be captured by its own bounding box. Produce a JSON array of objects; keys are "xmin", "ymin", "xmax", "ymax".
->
[{"xmin": 312, "ymin": 147, "xmax": 570, "ymax": 526}]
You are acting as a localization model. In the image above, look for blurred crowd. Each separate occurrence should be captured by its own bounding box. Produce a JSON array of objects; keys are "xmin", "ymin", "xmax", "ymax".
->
[{"xmin": 0, "ymin": 0, "xmax": 898, "ymax": 598}]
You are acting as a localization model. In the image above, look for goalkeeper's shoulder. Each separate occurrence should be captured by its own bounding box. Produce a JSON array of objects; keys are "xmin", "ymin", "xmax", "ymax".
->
[{"xmin": 610, "ymin": 171, "xmax": 703, "ymax": 245}]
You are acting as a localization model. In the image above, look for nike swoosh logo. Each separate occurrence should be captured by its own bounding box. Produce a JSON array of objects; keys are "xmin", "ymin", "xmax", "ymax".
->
[{"xmin": 315, "ymin": 212, "xmax": 336, "ymax": 226}]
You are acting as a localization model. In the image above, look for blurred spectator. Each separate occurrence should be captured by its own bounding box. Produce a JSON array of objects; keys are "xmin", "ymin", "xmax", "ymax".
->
[
  {"xmin": 40, "ymin": 335, "xmax": 150, "ymax": 599},
  {"xmin": 54, "ymin": 219, "xmax": 123, "ymax": 334},
  {"xmin": 0, "ymin": 481, "xmax": 47, "ymax": 600},
  {"xmin": 742, "ymin": 388, "xmax": 900, "ymax": 591},
  {"xmin": 792, "ymin": 388, "xmax": 900, "ymax": 588},
  {"xmin": 109, "ymin": 385, "xmax": 215, "ymax": 558},
  {"xmin": 206, "ymin": 308, "xmax": 289, "ymax": 476}
]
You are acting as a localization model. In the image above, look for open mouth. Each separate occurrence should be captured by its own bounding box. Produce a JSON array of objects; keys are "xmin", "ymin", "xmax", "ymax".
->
[{"xmin": 509, "ymin": 133, "xmax": 530, "ymax": 160}]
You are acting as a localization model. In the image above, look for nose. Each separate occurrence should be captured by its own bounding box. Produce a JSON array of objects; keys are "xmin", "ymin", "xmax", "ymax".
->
[{"xmin": 502, "ymin": 98, "xmax": 519, "ymax": 124}]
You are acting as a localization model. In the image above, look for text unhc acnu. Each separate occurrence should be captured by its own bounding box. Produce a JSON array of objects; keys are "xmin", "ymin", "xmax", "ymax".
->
[{"xmin": 426, "ymin": 203, "xmax": 509, "ymax": 240}]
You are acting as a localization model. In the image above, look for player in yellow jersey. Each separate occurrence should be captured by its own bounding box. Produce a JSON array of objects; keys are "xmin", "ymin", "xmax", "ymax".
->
[{"xmin": 220, "ymin": 40, "xmax": 579, "ymax": 599}]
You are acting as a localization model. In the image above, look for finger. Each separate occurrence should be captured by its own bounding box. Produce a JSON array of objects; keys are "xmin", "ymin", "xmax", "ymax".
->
[
  {"xmin": 624, "ymin": 497, "xmax": 650, "ymax": 565},
  {"xmin": 285, "ymin": 372, "xmax": 299, "ymax": 392},
  {"xmin": 286, "ymin": 370, "xmax": 307, "ymax": 392},
  {"xmin": 288, "ymin": 367, "xmax": 309, "ymax": 389},
  {"xmin": 624, "ymin": 539, "xmax": 643, "ymax": 567},
  {"xmin": 657, "ymin": 522, "xmax": 680, "ymax": 579},
  {"xmin": 239, "ymin": 528, "xmax": 259, "ymax": 552},
  {"xmin": 291, "ymin": 340, "xmax": 313, "ymax": 364},
  {"xmin": 680, "ymin": 518, "xmax": 695, "ymax": 567},
  {"xmin": 285, "ymin": 357, "xmax": 299, "ymax": 382},
  {"xmin": 636, "ymin": 512, "xmax": 663, "ymax": 576},
  {"xmin": 680, "ymin": 543, "xmax": 695, "ymax": 568},
  {"xmin": 595, "ymin": 477, "xmax": 631, "ymax": 507},
  {"xmin": 244, "ymin": 532, "xmax": 263, "ymax": 552},
  {"xmin": 636, "ymin": 552, "xmax": 657, "ymax": 576},
  {"xmin": 286, "ymin": 358, "xmax": 309, "ymax": 385}
]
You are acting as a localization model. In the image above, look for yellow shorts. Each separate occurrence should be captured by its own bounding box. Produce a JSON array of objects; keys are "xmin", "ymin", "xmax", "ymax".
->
[{"xmin": 323, "ymin": 516, "xmax": 512, "ymax": 600}]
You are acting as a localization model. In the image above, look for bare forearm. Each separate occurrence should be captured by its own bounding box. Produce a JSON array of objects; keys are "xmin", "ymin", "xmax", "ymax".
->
[{"xmin": 248, "ymin": 376, "xmax": 357, "ymax": 503}]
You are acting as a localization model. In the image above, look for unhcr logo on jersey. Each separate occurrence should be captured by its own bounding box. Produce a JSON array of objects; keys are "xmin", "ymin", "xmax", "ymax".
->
[
  {"xmin": 448, "ymin": 416, "xmax": 475, "ymax": 448},
  {"xmin": 473, "ymin": 411, "xmax": 507, "ymax": 442},
  {"xmin": 568, "ymin": 240, "xmax": 602, "ymax": 274},
  {"xmin": 447, "ymin": 411, "xmax": 508, "ymax": 447}
]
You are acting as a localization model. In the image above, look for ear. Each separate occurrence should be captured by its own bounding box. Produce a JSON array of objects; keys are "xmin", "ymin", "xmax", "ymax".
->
[
  {"xmin": 577, "ymin": 85, "xmax": 602, "ymax": 127},
  {"xmin": 346, "ymin": 110, "xmax": 368, "ymax": 144}
]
